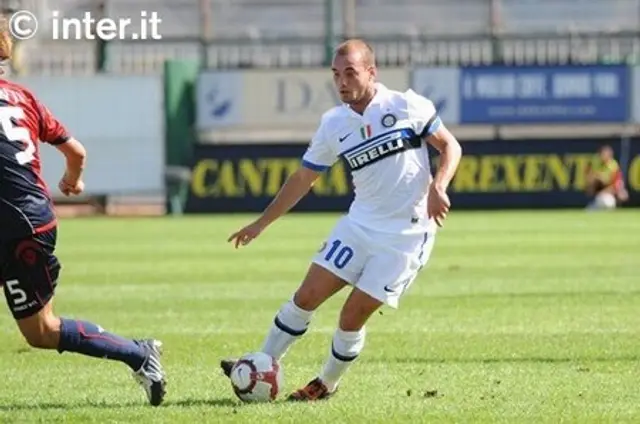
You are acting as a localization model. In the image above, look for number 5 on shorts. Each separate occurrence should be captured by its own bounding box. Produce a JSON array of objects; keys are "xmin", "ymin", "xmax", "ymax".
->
[
  {"xmin": 5, "ymin": 279, "xmax": 28, "ymax": 306},
  {"xmin": 323, "ymin": 239, "xmax": 354, "ymax": 269}
]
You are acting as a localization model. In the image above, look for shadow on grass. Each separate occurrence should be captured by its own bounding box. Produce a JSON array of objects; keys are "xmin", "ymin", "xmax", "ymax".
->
[
  {"xmin": 0, "ymin": 397, "xmax": 240, "ymax": 412},
  {"xmin": 0, "ymin": 401, "xmax": 143, "ymax": 412},
  {"xmin": 162, "ymin": 397, "xmax": 239, "ymax": 408}
]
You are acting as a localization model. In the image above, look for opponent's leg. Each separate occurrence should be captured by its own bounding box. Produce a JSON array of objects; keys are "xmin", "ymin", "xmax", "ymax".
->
[
  {"xmin": 16, "ymin": 300, "xmax": 146, "ymax": 366},
  {"xmin": 15, "ymin": 299, "xmax": 167, "ymax": 406},
  {"xmin": 287, "ymin": 287, "xmax": 380, "ymax": 401},
  {"xmin": 4, "ymin": 233, "xmax": 166, "ymax": 406}
]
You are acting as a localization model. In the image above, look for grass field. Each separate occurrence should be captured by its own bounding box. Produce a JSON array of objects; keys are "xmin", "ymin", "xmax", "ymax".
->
[{"xmin": 0, "ymin": 210, "xmax": 638, "ymax": 423}]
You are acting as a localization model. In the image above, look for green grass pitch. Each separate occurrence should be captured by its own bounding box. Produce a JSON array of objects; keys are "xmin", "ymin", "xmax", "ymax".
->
[{"xmin": 0, "ymin": 210, "xmax": 638, "ymax": 423}]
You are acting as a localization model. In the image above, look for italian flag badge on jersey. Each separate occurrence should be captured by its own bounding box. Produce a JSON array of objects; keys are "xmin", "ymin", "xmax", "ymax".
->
[{"xmin": 360, "ymin": 124, "xmax": 372, "ymax": 139}]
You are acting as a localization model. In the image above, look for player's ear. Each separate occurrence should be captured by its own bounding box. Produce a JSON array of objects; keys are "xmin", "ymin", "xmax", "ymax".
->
[{"xmin": 368, "ymin": 66, "xmax": 377, "ymax": 82}]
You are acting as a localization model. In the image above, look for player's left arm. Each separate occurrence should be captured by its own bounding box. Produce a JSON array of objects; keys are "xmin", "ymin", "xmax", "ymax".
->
[
  {"xmin": 54, "ymin": 138, "xmax": 86, "ymax": 186},
  {"xmin": 35, "ymin": 98, "xmax": 87, "ymax": 193},
  {"xmin": 424, "ymin": 123, "xmax": 461, "ymax": 227},
  {"xmin": 424, "ymin": 123, "xmax": 462, "ymax": 193},
  {"xmin": 407, "ymin": 90, "xmax": 462, "ymax": 225},
  {"xmin": 407, "ymin": 90, "xmax": 462, "ymax": 192}
]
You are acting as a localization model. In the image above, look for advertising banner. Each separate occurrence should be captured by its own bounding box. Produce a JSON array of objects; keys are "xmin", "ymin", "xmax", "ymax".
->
[
  {"xmin": 196, "ymin": 68, "xmax": 409, "ymax": 130},
  {"xmin": 435, "ymin": 137, "xmax": 640, "ymax": 208},
  {"xmin": 186, "ymin": 143, "xmax": 353, "ymax": 213},
  {"xmin": 633, "ymin": 66, "xmax": 640, "ymax": 123},
  {"xmin": 460, "ymin": 65, "xmax": 630, "ymax": 124},
  {"xmin": 196, "ymin": 71, "xmax": 244, "ymax": 129},
  {"xmin": 411, "ymin": 67, "xmax": 460, "ymax": 125},
  {"xmin": 185, "ymin": 138, "xmax": 640, "ymax": 212}
]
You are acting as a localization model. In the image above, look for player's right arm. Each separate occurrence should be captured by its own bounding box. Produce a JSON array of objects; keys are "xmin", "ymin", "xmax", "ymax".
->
[
  {"xmin": 256, "ymin": 166, "xmax": 321, "ymax": 227},
  {"xmin": 228, "ymin": 117, "xmax": 337, "ymax": 248}
]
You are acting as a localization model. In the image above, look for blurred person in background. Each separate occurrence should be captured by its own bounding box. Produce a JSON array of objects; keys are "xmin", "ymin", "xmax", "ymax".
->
[
  {"xmin": 585, "ymin": 145, "xmax": 628, "ymax": 210},
  {"xmin": 0, "ymin": 0, "xmax": 24, "ymax": 75}
]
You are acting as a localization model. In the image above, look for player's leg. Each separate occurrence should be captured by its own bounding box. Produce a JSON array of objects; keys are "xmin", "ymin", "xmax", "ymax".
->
[
  {"xmin": 260, "ymin": 263, "xmax": 347, "ymax": 358},
  {"xmin": 220, "ymin": 262, "xmax": 347, "ymax": 376},
  {"xmin": 259, "ymin": 216, "xmax": 370, "ymax": 359},
  {"xmin": 286, "ymin": 287, "xmax": 380, "ymax": 401},
  {"xmin": 288, "ymin": 231, "xmax": 436, "ymax": 401},
  {"xmin": 318, "ymin": 287, "xmax": 381, "ymax": 391},
  {"xmin": 221, "ymin": 216, "xmax": 368, "ymax": 375},
  {"xmin": 3, "ymin": 230, "xmax": 166, "ymax": 406}
]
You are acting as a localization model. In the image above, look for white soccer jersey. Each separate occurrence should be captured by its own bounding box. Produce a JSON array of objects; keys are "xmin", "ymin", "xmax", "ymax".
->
[{"xmin": 302, "ymin": 83, "xmax": 442, "ymax": 235}]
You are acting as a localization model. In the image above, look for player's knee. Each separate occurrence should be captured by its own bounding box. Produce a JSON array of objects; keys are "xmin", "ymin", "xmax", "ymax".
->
[
  {"xmin": 293, "ymin": 279, "xmax": 326, "ymax": 311},
  {"xmin": 294, "ymin": 264, "xmax": 346, "ymax": 311},
  {"xmin": 19, "ymin": 313, "xmax": 61, "ymax": 349},
  {"xmin": 339, "ymin": 303, "xmax": 370, "ymax": 331},
  {"xmin": 338, "ymin": 310, "xmax": 366, "ymax": 332},
  {"xmin": 292, "ymin": 290, "xmax": 318, "ymax": 311}
]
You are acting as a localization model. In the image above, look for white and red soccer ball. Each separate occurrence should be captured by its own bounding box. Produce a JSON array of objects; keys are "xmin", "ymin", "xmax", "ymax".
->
[{"xmin": 229, "ymin": 352, "xmax": 283, "ymax": 403}]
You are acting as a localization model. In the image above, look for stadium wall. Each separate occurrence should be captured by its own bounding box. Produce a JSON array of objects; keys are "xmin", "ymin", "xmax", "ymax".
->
[
  {"xmin": 12, "ymin": 63, "xmax": 640, "ymax": 213},
  {"xmin": 187, "ymin": 63, "xmax": 640, "ymax": 212},
  {"xmin": 15, "ymin": 75, "xmax": 165, "ymax": 199}
]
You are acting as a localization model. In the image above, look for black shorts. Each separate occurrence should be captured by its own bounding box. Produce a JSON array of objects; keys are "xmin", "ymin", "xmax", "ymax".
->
[{"xmin": 0, "ymin": 228, "xmax": 61, "ymax": 320}]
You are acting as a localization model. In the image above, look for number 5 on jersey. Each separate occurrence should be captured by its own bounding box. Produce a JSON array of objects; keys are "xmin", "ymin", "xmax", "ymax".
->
[{"xmin": 0, "ymin": 106, "xmax": 35, "ymax": 165}]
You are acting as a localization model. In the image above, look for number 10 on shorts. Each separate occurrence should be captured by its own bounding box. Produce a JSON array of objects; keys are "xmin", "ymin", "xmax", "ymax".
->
[{"xmin": 323, "ymin": 240, "xmax": 354, "ymax": 270}]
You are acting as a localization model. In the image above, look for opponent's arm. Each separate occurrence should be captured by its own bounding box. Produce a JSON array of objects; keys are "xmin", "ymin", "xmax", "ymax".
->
[
  {"xmin": 34, "ymin": 95, "xmax": 86, "ymax": 195},
  {"xmin": 55, "ymin": 138, "xmax": 86, "ymax": 185},
  {"xmin": 257, "ymin": 166, "xmax": 321, "ymax": 228}
]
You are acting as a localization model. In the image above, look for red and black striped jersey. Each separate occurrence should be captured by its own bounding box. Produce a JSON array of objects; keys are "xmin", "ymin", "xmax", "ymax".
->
[{"xmin": 0, "ymin": 78, "xmax": 69, "ymax": 240}]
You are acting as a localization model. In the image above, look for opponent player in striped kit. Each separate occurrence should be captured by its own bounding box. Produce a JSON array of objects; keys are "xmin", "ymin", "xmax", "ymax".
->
[{"xmin": 0, "ymin": 17, "xmax": 166, "ymax": 406}]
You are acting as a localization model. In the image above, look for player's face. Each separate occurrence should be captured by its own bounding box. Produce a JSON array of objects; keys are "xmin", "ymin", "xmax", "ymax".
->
[{"xmin": 331, "ymin": 52, "xmax": 375, "ymax": 104}]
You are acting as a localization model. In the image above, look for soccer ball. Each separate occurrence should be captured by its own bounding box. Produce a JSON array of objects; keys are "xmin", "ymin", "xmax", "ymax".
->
[{"xmin": 229, "ymin": 352, "xmax": 283, "ymax": 403}]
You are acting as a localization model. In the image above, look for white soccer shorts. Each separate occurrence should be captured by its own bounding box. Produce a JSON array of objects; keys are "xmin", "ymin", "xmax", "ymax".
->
[{"xmin": 311, "ymin": 215, "xmax": 436, "ymax": 308}]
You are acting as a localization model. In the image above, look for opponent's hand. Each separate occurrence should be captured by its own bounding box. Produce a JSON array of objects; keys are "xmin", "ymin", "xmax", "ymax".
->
[
  {"xmin": 427, "ymin": 183, "xmax": 450, "ymax": 227},
  {"xmin": 228, "ymin": 220, "xmax": 266, "ymax": 249},
  {"xmin": 58, "ymin": 174, "xmax": 85, "ymax": 196}
]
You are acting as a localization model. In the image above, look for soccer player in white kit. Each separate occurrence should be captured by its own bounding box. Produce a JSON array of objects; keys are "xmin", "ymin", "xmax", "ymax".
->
[{"xmin": 224, "ymin": 39, "xmax": 462, "ymax": 401}]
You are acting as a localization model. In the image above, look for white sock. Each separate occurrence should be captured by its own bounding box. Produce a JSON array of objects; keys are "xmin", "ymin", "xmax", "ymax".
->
[
  {"xmin": 319, "ymin": 327, "xmax": 366, "ymax": 391},
  {"xmin": 260, "ymin": 299, "xmax": 313, "ymax": 360}
]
